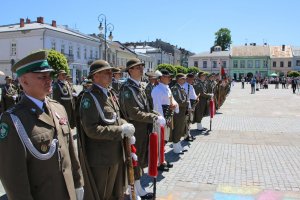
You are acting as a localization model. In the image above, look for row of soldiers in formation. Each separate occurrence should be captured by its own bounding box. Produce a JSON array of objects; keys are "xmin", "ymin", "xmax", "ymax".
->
[{"xmin": 0, "ymin": 50, "xmax": 230, "ymax": 200}]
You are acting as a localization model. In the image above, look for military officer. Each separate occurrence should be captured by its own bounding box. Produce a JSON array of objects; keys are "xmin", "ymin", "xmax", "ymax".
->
[
  {"xmin": 52, "ymin": 70, "xmax": 76, "ymax": 128},
  {"xmin": 151, "ymin": 69, "xmax": 179, "ymax": 170},
  {"xmin": 119, "ymin": 58, "xmax": 165, "ymax": 199},
  {"xmin": 1, "ymin": 76, "xmax": 19, "ymax": 112},
  {"xmin": 194, "ymin": 72, "xmax": 212, "ymax": 132},
  {"xmin": 171, "ymin": 73, "xmax": 189, "ymax": 154},
  {"xmin": 111, "ymin": 67, "xmax": 123, "ymax": 96},
  {"xmin": 183, "ymin": 73, "xmax": 198, "ymax": 141},
  {"xmin": 0, "ymin": 50, "xmax": 84, "ymax": 200},
  {"xmin": 78, "ymin": 60, "xmax": 135, "ymax": 200}
]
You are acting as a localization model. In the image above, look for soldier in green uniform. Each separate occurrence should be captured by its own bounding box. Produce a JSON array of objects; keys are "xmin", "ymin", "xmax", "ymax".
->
[
  {"xmin": 78, "ymin": 60, "xmax": 135, "ymax": 200},
  {"xmin": 119, "ymin": 59, "xmax": 165, "ymax": 199},
  {"xmin": 0, "ymin": 50, "xmax": 84, "ymax": 200},
  {"xmin": 194, "ymin": 72, "xmax": 212, "ymax": 132},
  {"xmin": 111, "ymin": 67, "xmax": 123, "ymax": 96},
  {"xmin": 52, "ymin": 70, "xmax": 76, "ymax": 128},
  {"xmin": 144, "ymin": 71, "xmax": 159, "ymax": 110},
  {"xmin": 1, "ymin": 76, "xmax": 19, "ymax": 112},
  {"xmin": 171, "ymin": 73, "xmax": 189, "ymax": 153}
]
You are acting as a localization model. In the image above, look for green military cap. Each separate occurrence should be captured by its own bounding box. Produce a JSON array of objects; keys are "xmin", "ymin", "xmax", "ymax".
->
[
  {"xmin": 126, "ymin": 58, "xmax": 145, "ymax": 72},
  {"xmin": 12, "ymin": 50, "xmax": 54, "ymax": 77},
  {"xmin": 5, "ymin": 76, "xmax": 12, "ymax": 80},
  {"xmin": 197, "ymin": 71, "xmax": 205, "ymax": 77},
  {"xmin": 186, "ymin": 73, "xmax": 195, "ymax": 78},
  {"xmin": 176, "ymin": 73, "xmax": 186, "ymax": 79},
  {"xmin": 112, "ymin": 67, "xmax": 122, "ymax": 74},
  {"xmin": 88, "ymin": 60, "xmax": 113, "ymax": 78}
]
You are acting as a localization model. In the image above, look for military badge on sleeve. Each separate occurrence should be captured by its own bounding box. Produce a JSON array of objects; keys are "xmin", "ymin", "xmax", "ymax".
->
[
  {"xmin": 0, "ymin": 122, "xmax": 9, "ymax": 140},
  {"xmin": 81, "ymin": 98, "xmax": 91, "ymax": 109}
]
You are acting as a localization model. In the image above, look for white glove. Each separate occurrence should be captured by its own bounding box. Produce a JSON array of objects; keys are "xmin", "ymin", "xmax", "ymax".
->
[
  {"xmin": 121, "ymin": 123, "xmax": 135, "ymax": 138},
  {"xmin": 131, "ymin": 152, "xmax": 138, "ymax": 161},
  {"xmin": 76, "ymin": 187, "xmax": 84, "ymax": 200},
  {"xmin": 12, "ymin": 95, "xmax": 17, "ymax": 101},
  {"xmin": 156, "ymin": 116, "xmax": 166, "ymax": 126},
  {"xmin": 130, "ymin": 135, "xmax": 136, "ymax": 145},
  {"xmin": 72, "ymin": 92, "xmax": 78, "ymax": 97}
]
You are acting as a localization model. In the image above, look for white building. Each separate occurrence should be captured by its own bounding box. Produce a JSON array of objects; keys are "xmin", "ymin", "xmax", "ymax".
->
[
  {"xmin": 188, "ymin": 46, "xmax": 230, "ymax": 74},
  {"xmin": 292, "ymin": 46, "xmax": 300, "ymax": 71},
  {"xmin": 0, "ymin": 17, "xmax": 101, "ymax": 84}
]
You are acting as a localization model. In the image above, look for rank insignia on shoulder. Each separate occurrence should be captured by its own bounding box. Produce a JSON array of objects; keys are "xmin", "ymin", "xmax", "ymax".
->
[
  {"xmin": 81, "ymin": 98, "xmax": 91, "ymax": 109},
  {"xmin": 0, "ymin": 122, "xmax": 9, "ymax": 140}
]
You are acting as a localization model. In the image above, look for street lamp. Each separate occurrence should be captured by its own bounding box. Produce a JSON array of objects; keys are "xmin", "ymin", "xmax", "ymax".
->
[{"xmin": 98, "ymin": 14, "xmax": 114, "ymax": 61}]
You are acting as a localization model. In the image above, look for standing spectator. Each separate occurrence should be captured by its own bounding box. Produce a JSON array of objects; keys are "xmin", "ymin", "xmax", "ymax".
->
[
  {"xmin": 241, "ymin": 76, "xmax": 245, "ymax": 89},
  {"xmin": 291, "ymin": 78, "xmax": 297, "ymax": 94},
  {"xmin": 275, "ymin": 77, "xmax": 279, "ymax": 89},
  {"xmin": 281, "ymin": 77, "xmax": 286, "ymax": 89},
  {"xmin": 250, "ymin": 77, "xmax": 256, "ymax": 94}
]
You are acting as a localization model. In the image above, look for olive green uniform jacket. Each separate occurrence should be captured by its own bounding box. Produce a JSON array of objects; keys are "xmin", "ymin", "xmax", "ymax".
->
[
  {"xmin": 52, "ymin": 80, "xmax": 76, "ymax": 128},
  {"xmin": 1, "ymin": 83, "xmax": 19, "ymax": 112},
  {"xmin": 78, "ymin": 84, "xmax": 127, "ymax": 200},
  {"xmin": 119, "ymin": 79, "xmax": 158, "ymax": 179},
  {"xmin": 0, "ymin": 95, "xmax": 83, "ymax": 200},
  {"xmin": 171, "ymin": 83, "xmax": 189, "ymax": 143},
  {"xmin": 193, "ymin": 80, "xmax": 211, "ymax": 123}
]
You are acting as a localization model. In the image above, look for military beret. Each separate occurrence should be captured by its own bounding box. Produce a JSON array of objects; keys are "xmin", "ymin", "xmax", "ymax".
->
[
  {"xmin": 176, "ymin": 73, "xmax": 186, "ymax": 79},
  {"xmin": 12, "ymin": 50, "xmax": 54, "ymax": 77},
  {"xmin": 88, "ymin": 60, "xmax": 113, "ymax": 79},
  {"xmin": 126, "ymin": 58, "xmax": 145, "ymax": 72}
]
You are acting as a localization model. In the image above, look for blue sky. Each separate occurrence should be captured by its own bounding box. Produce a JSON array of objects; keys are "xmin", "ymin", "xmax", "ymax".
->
[{"xmin": 1, "ymin": 0, "xmax": 299, "ymax": 53}]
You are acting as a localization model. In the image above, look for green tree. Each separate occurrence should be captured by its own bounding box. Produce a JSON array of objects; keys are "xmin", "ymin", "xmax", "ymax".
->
[
  {"xmin": 174, "ymin": 65, "xmax": 188, "ymax": 74},
  {"xmin": 47, "ymin": 49, "xmax": 69, "ymax": 75},
  {"xmin": 156, "ymin": 64, "xmax": 176, "ymax": 76},
  {"xmin": 214, "ymin": 28, "xmax": 232, "ymax": 51},
  {"xmin": 187, "ymin": 66, "xmax": 200, "ymax": 74},
  {"xmin": 287, "ymin": 71, "xmax": 300, "ymax": 77}
]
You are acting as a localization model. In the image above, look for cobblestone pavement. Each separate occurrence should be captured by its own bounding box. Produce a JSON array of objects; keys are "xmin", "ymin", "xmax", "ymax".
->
[
  {"xmin": 1, "ymin": 83, "xmax": 300, "ymax": 200},
  {"xmin": 141, "ymin": 83, "xmax": 300, "ymax": 200}
]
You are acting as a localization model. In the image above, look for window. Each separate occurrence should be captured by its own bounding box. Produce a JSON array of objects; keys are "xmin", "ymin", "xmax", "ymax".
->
[
  {"xmin": 233, "ymin": 60, "xmax": 238, "ymax": 68},
  {"xmin": 240, "ymin": 60, "xmax": 245, "ymax": 68},
  {"xmin": 280, "ymin": 61, "xmax": 284, "ymax": 67},
  {"xmin": 273, "ymin": 61, "xmax": 276, "ymax": 67},
  {"xmin": 203, "ymin": 61, "xmax": 207, "ymax": 68},
  {"xmin": 194, "ymin": 61, "xmax": 198, "ymax": 67},
  {"xmin": 288, "ymin": 61, "xmax": 291, "ymax": 67},
  {"xmin": 90, "ymin": 50, "xmax": 93, "ymax": 59},
  {"xmin": 61, "ymin": 44, "xmax": 65, "ymax": 54},
  {"xmin": 296, "ymin": 60, "xmax": 300, "ymax": 66},
  {"xmin": 212, "ymin": 61, "xmax": 217, "ymax": 68},
  {"xmin": 255, "ymin": 60, "xmax": 260, "ymax": 68},
  {"xmin": 247, "ymin": 60, "xmax": 253, "ymax": 68},
  {"xmin": 95, "ymin": 51, "xmax": 98, "ymax": 59},
  {"xmin": 222, "ymin": 61, "xmax": 226, "ymax": 68},
  {"xmin": 11, "ymin": 42, "xmax": 16, "ymax": 56},
  {"xmin": 263, "ymin": 60, "xmax": 268, "ymax": 68},
  {"xmin": 77, "ymin": 47, "xmax": 81, "ymax": 59},
  {"xmin": 84, "ymin": 48, "xmax": 87, "ymax": 59},
  {"xmin": 157, "ymin": 60, "xmax": 161, "ymax": 65},
  {"xmin": 51, "ymin": 41, "xmax": 56, "ymax": 50},
  {"xmin": 69, "ymin": 46, "xmax": 73, "ymax": 56}
]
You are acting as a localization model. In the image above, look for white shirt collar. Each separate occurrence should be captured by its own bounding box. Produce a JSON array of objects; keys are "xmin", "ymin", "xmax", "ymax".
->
[
  {"xmin": 95, "ymin": 84, "xmax": 108, "ymax": 97},
  {"xmin": 25, "ymin": 94, "xmax": 45, "ymax": 111},
  {"xmin": 129, "ymin": 77, "xmax": 140, "ymax": 87}
]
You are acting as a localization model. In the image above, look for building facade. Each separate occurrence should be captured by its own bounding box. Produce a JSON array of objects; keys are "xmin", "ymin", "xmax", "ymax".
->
[
  {"xmin": 0, "ymin": 17, "xmax": 100, "ymax": 83},
  {"xmin": 230, "ymin": 45, "xmax": 270, "ymax": 80},
  {"xmin": 292, "ymin": 46, "xmax": 300, "ymax": 71},
  {"xmin": 270, "ymin": 45, "xmax": 293, "ymax": 76},
  {"xmin": 188, "ymin": 46, "xmax": 230, "ymax": 74}
]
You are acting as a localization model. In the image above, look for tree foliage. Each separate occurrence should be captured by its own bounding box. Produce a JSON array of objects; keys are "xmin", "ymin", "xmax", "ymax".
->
[
  {"xmin": 47, "ymin": 50, "xmax": 69, "ymax": 75},
  {"xmin": 187, "ymin": 66, "xmax": 200, "ymax": 74},
  {"xmin": 174, "ymin": 65, "xmax": 188, "ymax": 74},
  {"xmin": 156, "ymin": 64, "xmax": 177, "ymax": 76},
  {"xmin": 214, "ymin": 28, "xmax": 232, "ymax": 51},
  {"xmin": 287, "ymin": 71, "xmax": 300, "ymax": 77}
]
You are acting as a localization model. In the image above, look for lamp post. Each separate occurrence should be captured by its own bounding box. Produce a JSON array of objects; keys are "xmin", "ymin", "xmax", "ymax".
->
[{"xmin": 98, "ymin": 14, "xmax": 114, "ymax": 61}]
